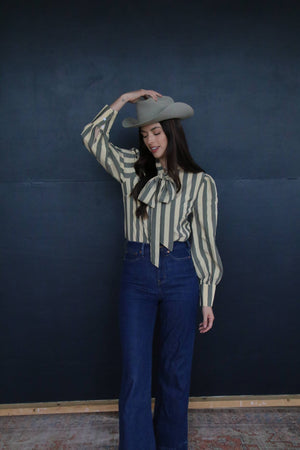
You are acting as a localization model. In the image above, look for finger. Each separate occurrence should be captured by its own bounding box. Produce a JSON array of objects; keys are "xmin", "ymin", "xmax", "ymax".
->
[
  {"xmin": 150, "ymin": 90, "xmax": 163, "ymax": 98},
  {"xmin": 204, "ymin": 316, "xmax": 214, "ymax": 332},
  {"xmin": 145, "ymin": 90, "xmax": 163, "ymax": 101},
  {"xmin": 147, "ymin": 93, "xmax": 158, "ymax": 101},
  {"xmin": 141, "ymin": 93, "xmax": 153, "ymax": 100},
  {"xmin": 199, "ymin": 316, "xmax": 214, "ymax": 333},
  {"xmin": 205, "ymin": 317, "xmax": 214, "ymax": 332},
  {"xmin": 199, "ymin": 320, "xmax": 207, "ymax": 333}
]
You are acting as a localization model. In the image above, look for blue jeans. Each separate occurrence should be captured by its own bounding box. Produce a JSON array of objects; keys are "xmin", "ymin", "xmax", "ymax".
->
[{"xmin": 118, "ymin": 240, "xmax": 199, "ymax": 450}]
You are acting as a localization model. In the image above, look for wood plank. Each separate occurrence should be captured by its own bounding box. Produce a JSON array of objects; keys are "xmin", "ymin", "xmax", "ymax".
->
[
  {"xmin": 0, "ymin": 395, "xmax": 299, "ymax": 416},
  {"xmin": 188, "ymin": 395, "xmax": 300, "ymax": 409}
]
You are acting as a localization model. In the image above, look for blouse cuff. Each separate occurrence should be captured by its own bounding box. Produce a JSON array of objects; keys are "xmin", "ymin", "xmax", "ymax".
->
[{"xmin": 200, "ymin": 284, "xmax": 216, "ymax": 307}]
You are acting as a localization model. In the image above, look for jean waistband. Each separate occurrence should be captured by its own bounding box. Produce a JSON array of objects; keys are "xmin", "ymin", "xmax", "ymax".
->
[{"xmin": 124, "ymin": 240, "xmax": 190, "ymax": 256}]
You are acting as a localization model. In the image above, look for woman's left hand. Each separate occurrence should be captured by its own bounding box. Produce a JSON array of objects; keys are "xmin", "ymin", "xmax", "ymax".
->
[{"xmin": 199, "ymin": 306, "xmax": 214, "ymax": 333}]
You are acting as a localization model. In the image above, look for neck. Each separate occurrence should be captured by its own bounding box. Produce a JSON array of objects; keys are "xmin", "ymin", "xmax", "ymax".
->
[{"xmin": 159, "ymin": 157, "xmax": 167, "ymax": 170}]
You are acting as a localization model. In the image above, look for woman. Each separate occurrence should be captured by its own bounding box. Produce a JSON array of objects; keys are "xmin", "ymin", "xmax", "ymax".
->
[{"xmin": 81, "ymin": 89, "xmax": 223, "ymax": 450}]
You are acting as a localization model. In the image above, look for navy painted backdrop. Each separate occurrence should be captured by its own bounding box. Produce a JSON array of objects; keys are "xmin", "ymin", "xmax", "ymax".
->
[{"xmin": 1, "ymin": 0, "xmax": 299, "ymax": 403}]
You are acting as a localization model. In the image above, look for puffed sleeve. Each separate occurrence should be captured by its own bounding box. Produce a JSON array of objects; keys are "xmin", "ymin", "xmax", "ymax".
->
[
  {"xmin": 81, "ymin": 105, "xmax": 139, "ymax": 182},
  {"xmin": 190, "ymin": 173, "xmax": 223, "ymax": 307}
]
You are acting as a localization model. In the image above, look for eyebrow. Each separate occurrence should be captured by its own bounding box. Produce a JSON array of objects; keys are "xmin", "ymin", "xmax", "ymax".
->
[{"xmin": 140, "ymin": 126, "xmax": 161, "ymax": 134}]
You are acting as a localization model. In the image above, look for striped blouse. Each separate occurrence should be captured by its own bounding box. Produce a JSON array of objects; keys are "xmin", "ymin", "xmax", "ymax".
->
[{"xmin": 81, "ymin": 105, "xmax": 223, "ymax": 307}]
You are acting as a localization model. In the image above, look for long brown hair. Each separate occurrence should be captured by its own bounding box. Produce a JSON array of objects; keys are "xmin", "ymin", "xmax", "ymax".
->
[{"xmin": 131, "ymin": 118, "xmax": 204, "ymax": 218}]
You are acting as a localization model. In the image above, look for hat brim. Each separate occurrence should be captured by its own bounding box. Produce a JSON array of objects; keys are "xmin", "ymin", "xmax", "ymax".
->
[{"xmin": 122, "ymin": 102, "xmax": 194, "ymax": 128}]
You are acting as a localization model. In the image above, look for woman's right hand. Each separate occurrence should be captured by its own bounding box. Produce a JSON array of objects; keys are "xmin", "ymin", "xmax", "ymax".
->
[
  {"xmin": 110, "ymin": 89, "xmax": 162, "ymax": 111},
  {"xmin": 125, "ymin": 89, "xmax": 162, "ymax": 103}
]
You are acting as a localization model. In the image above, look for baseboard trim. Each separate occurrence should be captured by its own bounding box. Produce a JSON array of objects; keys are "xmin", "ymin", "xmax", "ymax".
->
[
  {"xmin": 188, "ymin": 395, "xmax": 300, "ymax": 409},
  {"xmin": 0, "ymin": 395, "xmax": 299, "ymax": 416}
]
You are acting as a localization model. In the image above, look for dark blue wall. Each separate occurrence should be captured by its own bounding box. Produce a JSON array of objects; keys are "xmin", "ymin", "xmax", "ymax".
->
[{"xmin": 1, "ymin": 0, "xmax": 299, "ymax": 403}]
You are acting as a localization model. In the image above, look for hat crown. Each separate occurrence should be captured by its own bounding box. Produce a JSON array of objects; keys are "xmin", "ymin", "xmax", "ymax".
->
[
  {"xmin": 121, "ymin": 95, "xmax": 193, "ymax": 128},
  {"xmin": 136, "ymin": 96, "xmax": 174, "ymax": 125}
]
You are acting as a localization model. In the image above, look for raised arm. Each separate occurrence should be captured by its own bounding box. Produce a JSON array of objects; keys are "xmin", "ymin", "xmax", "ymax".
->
[{"xmin": 81, "ymin": 90, "xmax": 162, "ymax": 182}]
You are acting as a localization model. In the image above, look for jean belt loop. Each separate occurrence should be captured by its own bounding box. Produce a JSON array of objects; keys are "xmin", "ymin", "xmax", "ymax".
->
[
  {"xmin": 186, "ymin": 239, "xmax": 191, "ymax": 249},
  {"xmin": 141, "ymin": 243, "xmax": 145, "ymax": 256}
]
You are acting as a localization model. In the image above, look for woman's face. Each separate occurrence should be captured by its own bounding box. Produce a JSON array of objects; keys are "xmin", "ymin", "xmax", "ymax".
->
[{"xmin": 140, "ymin": 123, "xmax": 168, "ymax": 168}]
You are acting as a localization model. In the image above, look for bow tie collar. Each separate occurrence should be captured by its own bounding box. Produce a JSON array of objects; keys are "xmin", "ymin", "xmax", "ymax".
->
[
  {"xmin": 137, "ymin": 171, "xmax": 176, "ymax": 207},
  {"xmin": 137, "ymin": 171, "xmax": 177, "ymax": 267}
]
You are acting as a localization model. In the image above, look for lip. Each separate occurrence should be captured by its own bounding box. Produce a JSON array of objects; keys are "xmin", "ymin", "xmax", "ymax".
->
[{"xmin": 150, "ymin": 146, "xmax": 159, "ymax": 153}]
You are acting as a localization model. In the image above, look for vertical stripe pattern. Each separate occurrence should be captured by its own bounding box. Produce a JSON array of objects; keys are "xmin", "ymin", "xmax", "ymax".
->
[{"xmin": 81, "ymin": 106, "xmax": 223, "ymax": 307}]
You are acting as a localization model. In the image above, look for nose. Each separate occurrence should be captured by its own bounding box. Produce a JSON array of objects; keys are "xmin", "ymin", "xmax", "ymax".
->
[{"xmin": 147, "ymin": 135, "xmax": 155, "ymax": 146}]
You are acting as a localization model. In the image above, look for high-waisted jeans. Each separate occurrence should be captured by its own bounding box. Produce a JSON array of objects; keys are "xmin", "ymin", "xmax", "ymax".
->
[{"xmin": 118, "ymin": 240, "xmax": 199, "ymax": 450}]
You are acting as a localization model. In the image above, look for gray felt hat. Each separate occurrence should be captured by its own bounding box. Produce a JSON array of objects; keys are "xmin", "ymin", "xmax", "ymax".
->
[{"xmin": 122, "ymin": 95, "xmax": 194, "ymax": 128}]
